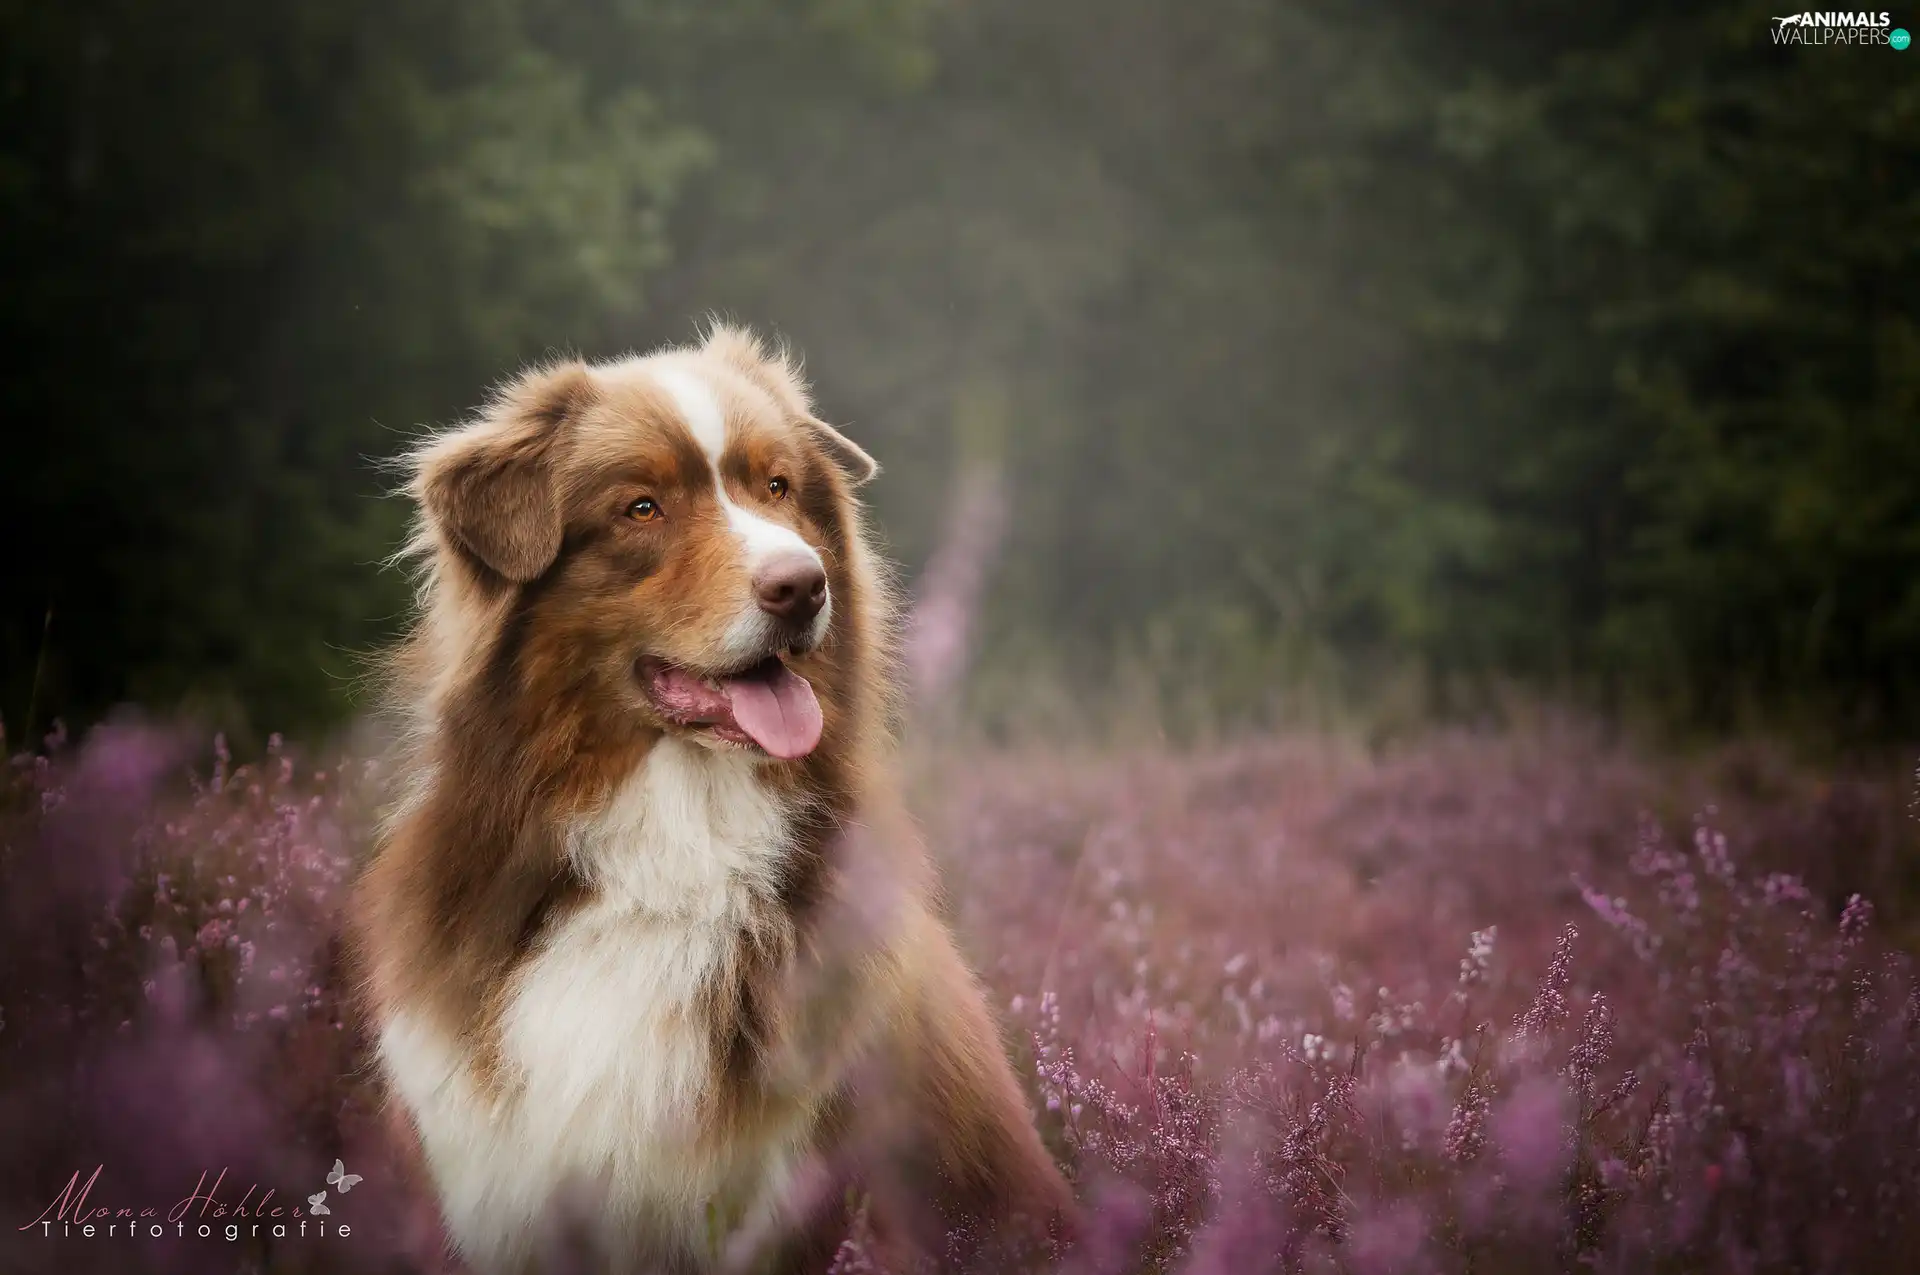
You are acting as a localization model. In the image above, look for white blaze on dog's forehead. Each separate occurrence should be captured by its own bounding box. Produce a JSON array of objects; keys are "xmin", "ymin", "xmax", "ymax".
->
[
  {"xmin": 649, "ymin": 357, "xmax": 822, "ymax": 572},
  {"xmin": 650, "ymin": 361, "xmax": 728, "ymax": 464}
]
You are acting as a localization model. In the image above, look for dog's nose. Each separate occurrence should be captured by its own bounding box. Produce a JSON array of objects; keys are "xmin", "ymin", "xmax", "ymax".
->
[{"xmin": 754, "ymin": 553, "xmax": 827, "ymax": 624}]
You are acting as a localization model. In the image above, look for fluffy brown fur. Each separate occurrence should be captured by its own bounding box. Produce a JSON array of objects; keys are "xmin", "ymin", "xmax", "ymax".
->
[{"xmin": 349, "ymin": 325, "xmax": 1072, "ymax": 1273}]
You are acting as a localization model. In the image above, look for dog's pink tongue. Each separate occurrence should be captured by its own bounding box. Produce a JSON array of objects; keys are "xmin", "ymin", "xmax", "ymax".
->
[{"xmin": 723, "ymin": 664, "xmax": 823, "ymax": 759}]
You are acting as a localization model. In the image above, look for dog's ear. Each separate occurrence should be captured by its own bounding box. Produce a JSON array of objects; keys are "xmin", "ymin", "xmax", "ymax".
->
[
  {"xmin": 698, "ymin": 324, "xmax": 881, "ymax": 488},
  {"xmin": 416, "ymin": 362, "xmax": 597, "ymax": 583},
  {"xmin": 801, "ymin": 415, "xmax": 880, "ymax": 488}
]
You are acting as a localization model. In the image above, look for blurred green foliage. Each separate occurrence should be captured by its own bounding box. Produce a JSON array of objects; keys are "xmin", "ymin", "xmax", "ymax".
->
[{"xmin": 1, "ymin": 0, "xmax": 1914, "ymax": 741}]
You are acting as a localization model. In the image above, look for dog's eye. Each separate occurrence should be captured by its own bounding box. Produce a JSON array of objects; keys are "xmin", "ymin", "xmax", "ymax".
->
[
  {"xmin": 628, "ymin": 498, "xmax": 660, "ymax": 522},
  {"xmin": 767, "ymin": 476, "xmax": 789, "ymax": 500}
]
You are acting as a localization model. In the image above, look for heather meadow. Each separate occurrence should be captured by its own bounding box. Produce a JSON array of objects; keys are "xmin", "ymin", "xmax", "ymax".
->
[{"xmin": 4, "ymin": 707, "xmax": 1915, "ymax": 1274}]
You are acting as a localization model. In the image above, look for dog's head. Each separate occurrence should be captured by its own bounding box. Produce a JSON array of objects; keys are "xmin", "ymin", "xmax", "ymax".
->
[{"xmin": 410, "ymin": 326, "xmax": 880, "ymax": 762}]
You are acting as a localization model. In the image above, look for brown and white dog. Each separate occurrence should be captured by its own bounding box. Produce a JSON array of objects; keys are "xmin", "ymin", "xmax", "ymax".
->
[{"xmin": 350, "ymin": 326, "xmax": 1071, "ymax": 1273}]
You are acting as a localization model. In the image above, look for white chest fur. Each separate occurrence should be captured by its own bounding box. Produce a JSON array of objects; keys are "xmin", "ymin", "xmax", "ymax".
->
[{"xmin": 378, "ymin": 740, "xmax": 807, "ymax": 1271}]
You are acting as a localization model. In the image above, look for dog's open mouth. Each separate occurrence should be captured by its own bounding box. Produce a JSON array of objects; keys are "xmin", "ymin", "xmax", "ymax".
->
[{"xmin": 638, "ymin": 655, "xmax": 823, "ymax": 760}]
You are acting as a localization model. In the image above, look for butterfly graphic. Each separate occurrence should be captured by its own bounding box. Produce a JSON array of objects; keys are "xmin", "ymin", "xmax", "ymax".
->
[
  {"xmin": 307, "ymin": 1191, "xmax": 330, "ymax": 1216},
  {"xmin": 326, "ymin": 1159, "xmax": 363, "ymax": 1194}
]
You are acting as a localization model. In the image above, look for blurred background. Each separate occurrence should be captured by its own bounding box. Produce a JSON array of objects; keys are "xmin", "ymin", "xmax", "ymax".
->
[{"xmin": 3, "ymin": 0, "xmax": 1916, "ymax": 748}]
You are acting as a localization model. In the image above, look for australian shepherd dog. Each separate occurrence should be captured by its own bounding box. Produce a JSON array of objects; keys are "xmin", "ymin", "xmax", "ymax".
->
[{"xmin": 349, "ymin": 326, "xmax": 1072, "ymax": 1273}]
